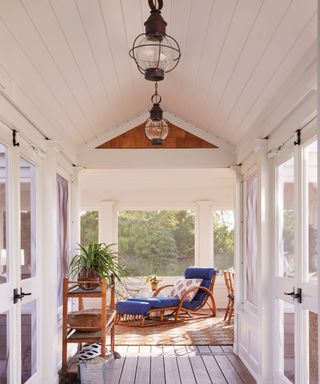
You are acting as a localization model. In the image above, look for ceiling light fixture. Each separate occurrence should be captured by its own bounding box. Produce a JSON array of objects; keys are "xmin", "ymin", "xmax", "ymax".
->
[
  {"xmin": 129, "ymin": 0, "xmax": 181, "ymax": 82},
  {"xmin": 145, "ymin": 82, "xmax": 170, "ymax": 145}
]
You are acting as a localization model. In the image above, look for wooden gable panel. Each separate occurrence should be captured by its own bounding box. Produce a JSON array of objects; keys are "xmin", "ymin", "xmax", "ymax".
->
[{"xmin": 96, "ymin": 123, "xmax": 217, "ymax": 149}]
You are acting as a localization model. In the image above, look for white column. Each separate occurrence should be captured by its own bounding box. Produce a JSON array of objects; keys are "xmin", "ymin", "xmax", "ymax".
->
[
  {"xmin": 195, "ymin": 201, "xmax": 214, "ymax": 267},
  {"xmin": 40, "ymin": 140, "xmax": 59, "ymax": 383},
  {"xmin": 231, "ymin": 165, "xmax": 242, "ymax": 355},
  {"xmin": 317, "ymin": 3, "xmax": 320, "ymax": 380},
  {"xmin": 254, "ymin": 139, "xmax": 273, "ymax": 383},
  {"xmin": 70, "ymin": 167, "xmax": 82, "ymax": 250},
  {"xmin": 98, "ymin": 201, "xmax": 117, "ymax": 246}
]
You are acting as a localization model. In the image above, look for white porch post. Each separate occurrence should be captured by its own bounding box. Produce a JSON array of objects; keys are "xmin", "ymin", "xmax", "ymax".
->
[
  {"xmin": 231, "ymin": 166, "xmax": 242, "ymax": 355},
  {"xmin": 317, "ymin": 1, "xmax": 320, "ymax": 380},
  {"xmin": 195, "ymin": 200, "xmax": 214, "ymax": 267},
  {"xmin": 71, "ymin": 167, "xmax": 82, "ymax": 249},
  {"xmin": 40, "ymin": 141, "xmax": 58, "ymax": 383},
  {"xmin": 254, "ymin": 139, "xmax": 273, "ymax": 383},
  {"xmin": 98, "ymin": 201, "xmax": 117, "ymax": 245}
]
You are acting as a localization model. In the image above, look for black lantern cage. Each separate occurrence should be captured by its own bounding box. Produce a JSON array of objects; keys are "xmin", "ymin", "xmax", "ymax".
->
[{"xmin": 129, "ymin": 0, "xmax": 181, "ymax": 81}]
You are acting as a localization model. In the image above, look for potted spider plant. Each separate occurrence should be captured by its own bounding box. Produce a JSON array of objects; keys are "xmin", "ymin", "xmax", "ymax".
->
[{"xmin": 69, "ymin": 242, "xmax": 121, "ymax": 290}]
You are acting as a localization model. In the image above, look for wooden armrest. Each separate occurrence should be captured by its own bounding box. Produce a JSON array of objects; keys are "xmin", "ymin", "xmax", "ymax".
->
[
  {"xmin": 178, "ymin": 286, "xmax": 212, "ymax": 304},
  {"xmin": 153, "ymin": 284, "xmax": 174, "ymax": 297}
]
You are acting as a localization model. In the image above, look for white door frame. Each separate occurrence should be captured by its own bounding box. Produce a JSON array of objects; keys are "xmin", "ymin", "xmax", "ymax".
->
[
  {"xmin": 273, "ymin": 124, "xmax": 318, "ymax": 383},
  {"xmin": 0, "ymin": 132, "xmax": 42, "ymax": 384}
]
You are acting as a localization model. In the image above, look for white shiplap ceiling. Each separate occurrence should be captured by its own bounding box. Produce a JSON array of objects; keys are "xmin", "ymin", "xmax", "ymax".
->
[{"xmin": 0, "ymin": 0, "xmax": 317, "ymax": 151}]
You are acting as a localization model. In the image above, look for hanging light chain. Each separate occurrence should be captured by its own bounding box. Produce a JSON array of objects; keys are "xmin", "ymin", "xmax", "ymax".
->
[
  {"xmin": 145, "ymin": 81, "xmax": 170, "ymax": 144},
  {"xmin": 151, "ymin": 82, "xmax": 162, "ymax": 104}
]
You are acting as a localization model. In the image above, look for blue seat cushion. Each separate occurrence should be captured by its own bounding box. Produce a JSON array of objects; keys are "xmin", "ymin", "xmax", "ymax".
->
[
  {"xmin": 128, "ymin": 296, "xmax": 197, "ymax": 310},
  {"xmin": 185, "ymin": 267, "xmax": 215, "ymax": 280},
  {"xmin": 189, "ymin": 279, "xmax": 210, "ymax": 308},
  {"xmin": 182, "ymin": 300, "xmax": 196, "ymax": 310},
  {"xmin": 128, "ymin": 297, "xmax": 180, "ymax": 308},
  {"xmin": 116, "ymin": 300, "xmax": 151, "ymax": 315},
  {"xmin": 184, "ymin": 267, "xmax": 216, "ymax": 309}
]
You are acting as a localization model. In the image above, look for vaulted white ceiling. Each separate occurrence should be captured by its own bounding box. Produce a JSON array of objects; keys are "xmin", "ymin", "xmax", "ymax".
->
[{"xmin": 0, "ymin": 0, "xmax": 317, "ymax": 153}]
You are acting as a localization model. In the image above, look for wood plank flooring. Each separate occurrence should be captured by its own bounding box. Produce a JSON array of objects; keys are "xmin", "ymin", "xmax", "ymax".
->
[
  {"xmin": 108, "ymin": 345, "xmax": 256, "ymax": 384},
  {"xmin": 60, "ymin": 345, "xmax": 255, "ymax": 383}
]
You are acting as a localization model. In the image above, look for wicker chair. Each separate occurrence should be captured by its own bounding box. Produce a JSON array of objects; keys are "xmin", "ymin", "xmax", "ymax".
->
[
  {"xmin": 115, "ymin": 267, "xmax": 217, "ymax": 327},
  {"xmin": 223, "ymin": 271, "xmax": 234, "ymax": 324}
]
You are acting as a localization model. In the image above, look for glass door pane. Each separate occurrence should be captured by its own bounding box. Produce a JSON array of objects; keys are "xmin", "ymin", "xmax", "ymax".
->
[
  {"xmin": 277, "ymin": 157, "xmax": 295, "ymax": 278},
  {"xmin": 281, "ymin": 300, "xmax": 295, "ymax": 383},
  {"xmin": 0, "ymin": 311, "xmax": 8, "ymax": 383},
  {"xmin": 304, "ymin": 140, "xmax": 318, "ymax": 280},
  {"xmin": 21, "ymin": 300, "xmax": 37, "ymax": 383},
  {"xmin": 308, "ymin": 311, "xmax": 318, "ymax": 383},
  {"xmin": 20, "ymin": 159, "xmax": 36, "ymax": 280}
]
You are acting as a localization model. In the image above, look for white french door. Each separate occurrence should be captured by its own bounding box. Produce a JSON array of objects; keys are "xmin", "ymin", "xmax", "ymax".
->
[
  {"xmin": 0, "ymin": 141, "xmax": 41, "ymax": 384},
  {"xmin": 274, "ymin": 127, "xmax": 318, "ymax": 384}
]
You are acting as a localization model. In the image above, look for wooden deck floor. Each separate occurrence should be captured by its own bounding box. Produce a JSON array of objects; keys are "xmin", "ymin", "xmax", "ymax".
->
[{"xmin": 109, "ymin": 345, "xmax": 256, "ymax": 384}]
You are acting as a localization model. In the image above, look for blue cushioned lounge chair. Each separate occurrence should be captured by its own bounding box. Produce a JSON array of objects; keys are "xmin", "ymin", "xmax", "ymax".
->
[{"xmin": 115, "ymin": 267, "xmax": 217, "ymax": 327}]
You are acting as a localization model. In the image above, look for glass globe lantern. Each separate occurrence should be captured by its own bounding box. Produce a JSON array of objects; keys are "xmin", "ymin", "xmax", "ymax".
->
[
  {"xmin": 145, "ymin": 84, "xmax": 170, "ymax": 145},
  {"xmin": 145, "ymin": 117, "xmax": 169, "ymax": 145},
  {"xmin": 130, "ymin": 0, "xmax": 181, "ymax": 81}
]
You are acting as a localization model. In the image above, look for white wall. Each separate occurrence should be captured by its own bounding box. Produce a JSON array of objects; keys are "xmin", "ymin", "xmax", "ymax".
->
[{"xmin": 80, "ymin": 168, "xmax": 235, "ymax": 210}]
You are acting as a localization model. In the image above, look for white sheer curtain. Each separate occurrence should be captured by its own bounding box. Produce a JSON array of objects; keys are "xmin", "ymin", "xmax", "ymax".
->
[
  {"xmin": 245, "ymin": 175, "xmax": 258, "ymax": 306},
  {"xmin": 57, "ymin": 174, "xmax": 69, "ymax": 307}
]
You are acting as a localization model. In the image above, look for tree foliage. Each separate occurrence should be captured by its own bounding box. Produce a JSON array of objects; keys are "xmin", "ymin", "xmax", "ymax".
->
[
  {"xmin": 118, "ymin": 211, "xmax": 194, "ymax": 276},
  {"xmin": 213, "ymin": 211, "xmax": 234, "ymax": 271},
  {"xmin": 80, "ymin": 210, "xmax": 235, "ymax": 276},
  {"xmin": 80, "ymin": 211, "xmax": 98, "ymax": 247}
]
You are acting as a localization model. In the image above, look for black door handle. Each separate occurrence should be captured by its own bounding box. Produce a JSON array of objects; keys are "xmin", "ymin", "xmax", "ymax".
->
[
  {"xmin": 294, "ymin": 288, "xmax": 302, "ymax": 303},
  {"xmin": 13, "ymin": 288, "xmax": 31, "ymax": 304},
  {"xmin": 284, "ymin": 288, "xmax": 302, "ymax": 303}
]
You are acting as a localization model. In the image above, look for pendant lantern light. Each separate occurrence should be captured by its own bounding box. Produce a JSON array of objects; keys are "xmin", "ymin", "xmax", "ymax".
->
[
  {"xmin": 129, "ymin": 0, "xmax": 181, "ymax": 81},
  {"xmin": 145, "ymin": 83, "xmax": 170, "ymax": 145}
]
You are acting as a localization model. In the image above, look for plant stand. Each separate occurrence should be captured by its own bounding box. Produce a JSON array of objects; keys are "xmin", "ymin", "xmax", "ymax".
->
[{"xmin": 60, "ymin": 278, "xmax": 116, "ymax": 379}]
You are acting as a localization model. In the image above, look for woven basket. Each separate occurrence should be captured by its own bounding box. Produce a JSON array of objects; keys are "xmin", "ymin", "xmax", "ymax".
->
[{"xmin": 68, "ymin": 309, "xmax": 101, "ymax": 332}]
